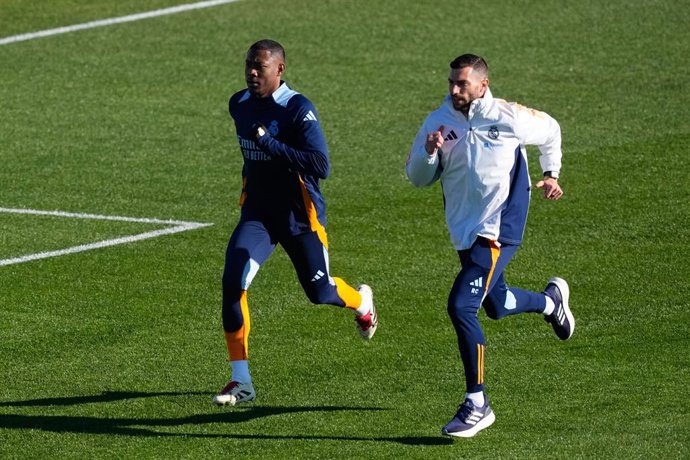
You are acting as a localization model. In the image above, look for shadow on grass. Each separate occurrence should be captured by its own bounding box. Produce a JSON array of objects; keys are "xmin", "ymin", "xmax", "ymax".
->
[
  {"xmin": 0, "ymin": 391, "xmax": 452, "ymax": 446},
  {"xmin": 0, "ymin": 390, "xmax": 207, "ymax": 407}
]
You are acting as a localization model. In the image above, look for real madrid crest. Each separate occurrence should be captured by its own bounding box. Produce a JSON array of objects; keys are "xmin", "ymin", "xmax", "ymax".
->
[
  {"xmin": 488, "ymin": 126, "xmax": 499, "ymax": 140},
  {"xmin": 268, "ymin": 120, "xmax": 280, "ymax": 136}
]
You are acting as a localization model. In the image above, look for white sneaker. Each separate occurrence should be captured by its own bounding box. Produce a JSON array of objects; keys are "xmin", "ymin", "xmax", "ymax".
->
[
  {"xmin": 212, "ymin": 380, "xmax": 256, "ymax": 406},
  {"xmin": 442, "ymin": 394, "xmax": 496, "ymax": 438},
  {"xmin": 544, "ymin": 277, "xmax": 575, "ymax": 340},
  {"xmin": 355, "ymin": 284, "xmax": 378, "ymax": 340}
]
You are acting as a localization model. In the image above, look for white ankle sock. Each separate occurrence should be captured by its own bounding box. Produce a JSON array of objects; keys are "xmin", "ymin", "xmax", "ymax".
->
[
  {"xmin": 543, "ymin": 295, "xmax": 555, "ymax": 316},
  {"xmin": 231, "ymin": 360, "xmax": 251, "ymax": 384},
  {"xmin": 466, "ymin": 391, "xmax": 485, "ymax": 406}
]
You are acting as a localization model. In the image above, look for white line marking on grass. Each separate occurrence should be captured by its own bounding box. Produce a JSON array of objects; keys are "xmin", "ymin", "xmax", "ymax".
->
[
  {"xmin": 0, "ymin": 207, "xmax": 213, "ymax": 267},
  {"xmin": 0, "ymin": 0, "xmax": 241, "ymax": 46}
]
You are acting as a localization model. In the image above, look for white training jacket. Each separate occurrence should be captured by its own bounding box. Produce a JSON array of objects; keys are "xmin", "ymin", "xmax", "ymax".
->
[{"xmin": 406, "ymin": 88, "xmax": 562, "ymax": 250}]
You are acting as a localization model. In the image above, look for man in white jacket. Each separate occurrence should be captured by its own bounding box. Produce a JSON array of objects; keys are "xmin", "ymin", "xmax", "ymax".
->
[{"xmin": 406, "ymin": 54, "xmax": 575, "ymax": 438}]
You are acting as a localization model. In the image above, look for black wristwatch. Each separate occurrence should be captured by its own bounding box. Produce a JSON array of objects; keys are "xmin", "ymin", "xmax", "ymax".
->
[{"xmin": 543, "ymin": 171, "xmax": 559, "ymax": 180}]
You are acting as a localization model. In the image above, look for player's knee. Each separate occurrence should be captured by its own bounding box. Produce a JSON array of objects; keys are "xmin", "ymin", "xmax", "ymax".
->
[
  {"xmin": 222, "ymin": 269, "xmax": 240, "ymax": 291},
  {"xmin": 447, "ymin": 302, "xmax": 475, "ymax": 324},
  {"xmin": 223, "ymin": 263, "xmax": 253, "ymax": 293},
  {"xmin": 483, "ymin": 297, "xmax": 512, "ymax": 320},
  {"xmin": 221, "ymin": 283, "xmax": 246, "ymax": 332},
  {"xmin": 483, "ymin": 301, "xmax": 501, "ymax": 320}
]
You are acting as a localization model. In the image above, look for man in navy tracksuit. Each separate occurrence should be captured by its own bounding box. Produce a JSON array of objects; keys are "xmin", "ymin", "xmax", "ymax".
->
[{"xmin": 213, "ymin": 40, "xmax": 378, "ymax": 406}]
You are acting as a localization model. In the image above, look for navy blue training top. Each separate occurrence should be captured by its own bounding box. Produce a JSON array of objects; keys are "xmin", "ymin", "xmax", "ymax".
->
[{"xmin": 229, "ymin": 82, "xmax": 330, "ymax": 241}]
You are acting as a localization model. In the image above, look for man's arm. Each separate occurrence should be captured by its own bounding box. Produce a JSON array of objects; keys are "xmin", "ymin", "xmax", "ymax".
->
[
  {"xmin": 406, "ymin": 122, "xmax": 443, "ymax": 187},
  {"xmin": 513, "ymin": 104, "xmax": 564, "ymax": 200},
  {"xmin": 254, "ymin": 120, "xmax": 329, "ymax": 179}
]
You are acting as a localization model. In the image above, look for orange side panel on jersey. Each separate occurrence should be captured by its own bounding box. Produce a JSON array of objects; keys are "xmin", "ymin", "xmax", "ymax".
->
[
  {"xmin": 225, "ymin": 290, "xmax": 250, "ymax": 361},
  {"xmin": 298, "ymin": 176, "xmax": 329, "ymax": 250},
  {"xmin": 333, "ymin": 277, "xmax": 363, "ymax": 310},
  {"xmin": 484, "ymin": 240, "xmax": 501, "ymax": 296}
]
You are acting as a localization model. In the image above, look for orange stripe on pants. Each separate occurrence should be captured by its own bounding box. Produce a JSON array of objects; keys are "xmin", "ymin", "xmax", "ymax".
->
[
  {"xmin": 477, "ymin": 344, "xmax": 485, "ymax": 385},
  {"xmin": 225, "ymin": 290, "xmax": 250, "ymax": 361},
  {"xmin": 484, "ymin": 240, "xmax": 501, "ymax": 297}
]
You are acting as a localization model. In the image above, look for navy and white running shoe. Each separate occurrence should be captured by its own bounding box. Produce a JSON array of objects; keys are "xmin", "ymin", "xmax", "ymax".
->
[
  {"xmin": 544, "ymin": 277, "xmax": 575, "ymax": 340},
  {"xmin": 442, "ymin": 395, "xmax": 496, "ymax": 438}
]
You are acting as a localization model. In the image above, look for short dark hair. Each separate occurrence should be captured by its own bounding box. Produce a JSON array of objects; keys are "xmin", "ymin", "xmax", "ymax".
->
[
  {"xmin": 450, "ymin": 54, "xmax": 488, "ymax": 78},
  {"xmin": 248, "ymin": 39, "xmax": 285, "ymax": 61}
]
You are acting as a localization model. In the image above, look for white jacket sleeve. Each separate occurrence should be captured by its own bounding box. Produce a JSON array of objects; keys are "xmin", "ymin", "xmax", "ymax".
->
[
  {"xmin": 512, "ymin": 104, "xmax": 563, "ymax": 175},
  {"xmin": 406, "ymin": 122, "xmax": 442, "ymax": 187}
]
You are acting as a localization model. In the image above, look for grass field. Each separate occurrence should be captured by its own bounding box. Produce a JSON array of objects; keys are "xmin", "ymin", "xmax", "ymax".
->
[{"xmin": 1, "ymin": 0, "xmax": 688, "ymax": 458}]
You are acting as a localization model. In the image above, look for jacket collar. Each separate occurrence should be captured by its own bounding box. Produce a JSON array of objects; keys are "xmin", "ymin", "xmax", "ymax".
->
[{"xmin": 445, "ymin": 87, "xmax": 494, "ymax": 119}]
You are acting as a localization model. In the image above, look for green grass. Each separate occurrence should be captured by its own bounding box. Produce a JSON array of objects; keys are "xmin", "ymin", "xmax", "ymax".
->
[{"xmin": 1, "ymin": 0, "xmax": 689, "ymax": 458}]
